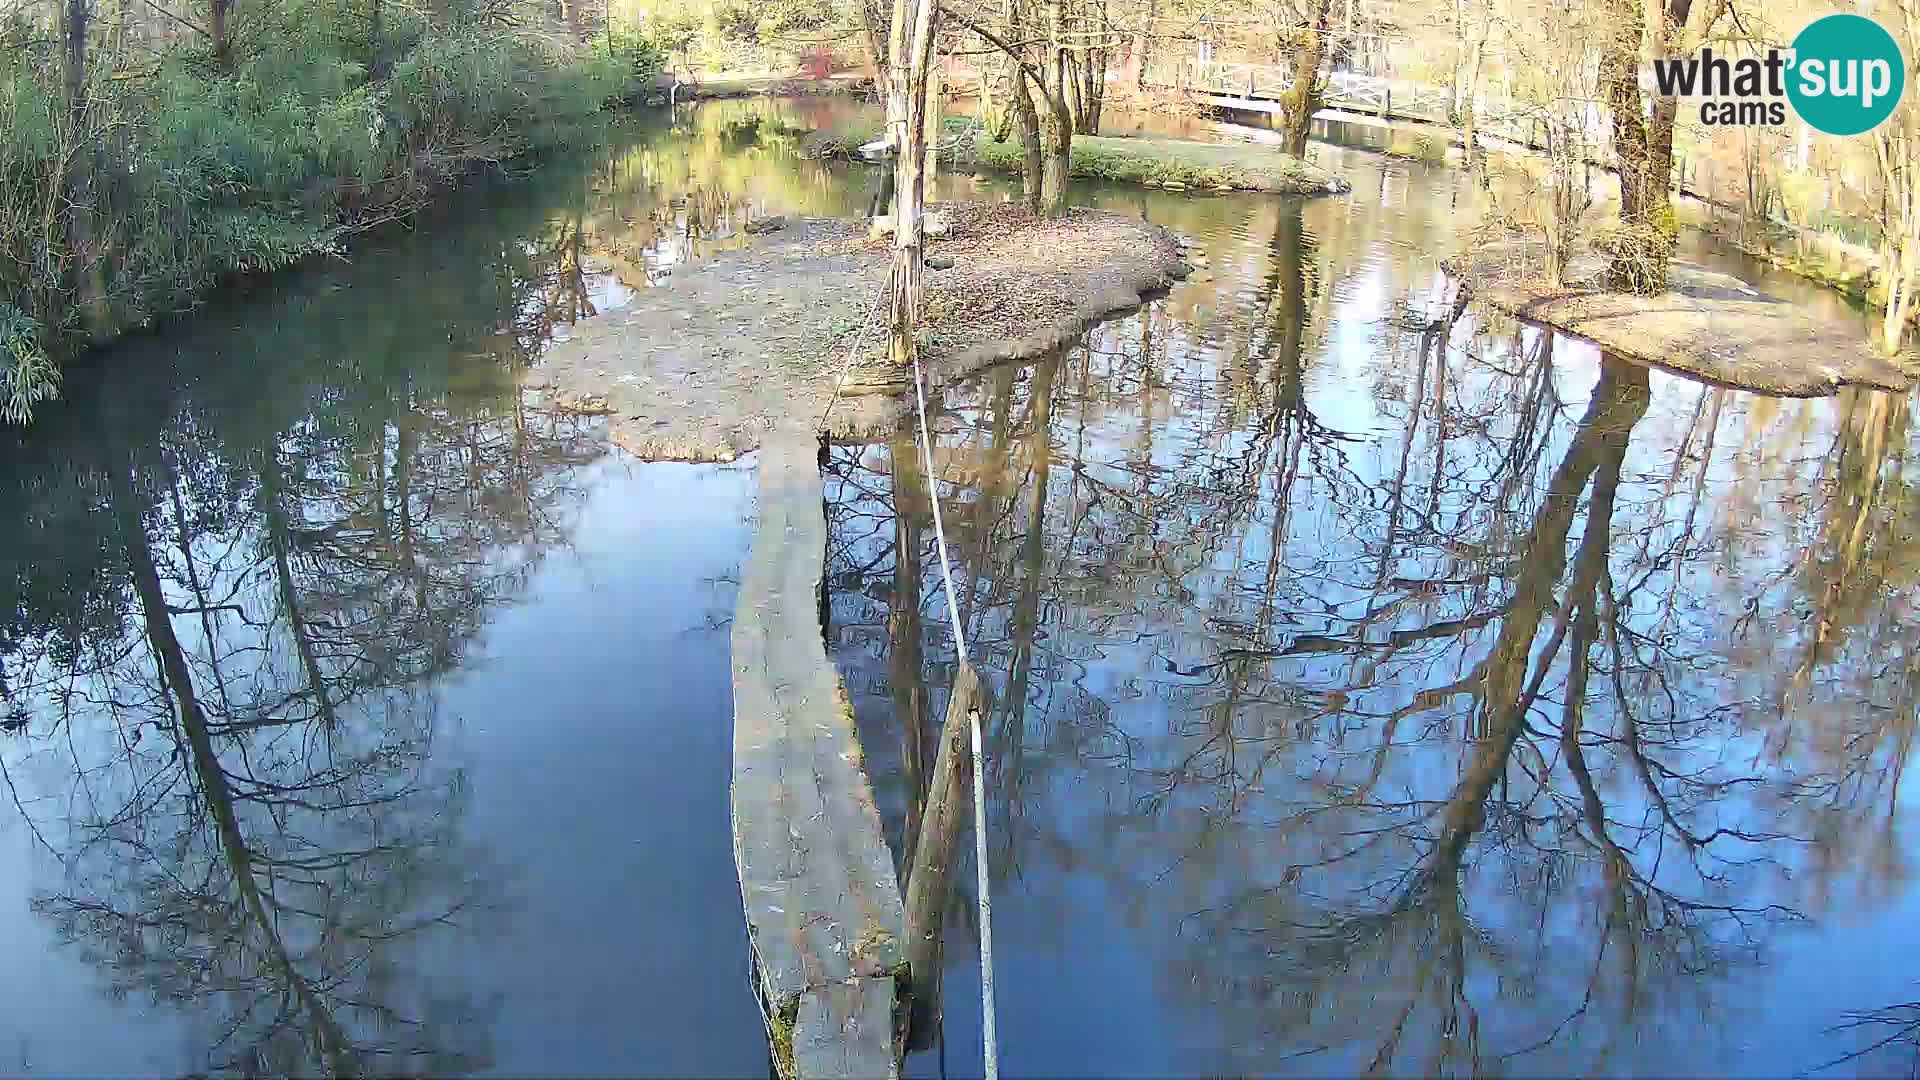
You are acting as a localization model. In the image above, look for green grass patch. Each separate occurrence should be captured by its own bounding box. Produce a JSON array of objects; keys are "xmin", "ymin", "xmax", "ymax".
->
[
  {"xmin": 807, "ymin": 117, "xmax": 1346, "ymax": 195},
  {"xmin": 961, "ymin": 128, "xmax": 1346, "ymax": 194}
]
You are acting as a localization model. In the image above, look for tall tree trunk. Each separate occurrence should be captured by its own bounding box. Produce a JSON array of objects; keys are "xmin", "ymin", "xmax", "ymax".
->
[
  {"xmin": 1133, "ymin": 0, "xmax": 1156, "ymax": 89},
  {"xmin": 924, "ymin": 53, "xmax": 943, "ymax": 185},
  {"xmin": 1038, "ymin": 0, "xmax": 1072, "ymax": 213},
  {"xmin": 1063, "ymin": 51, "xmax": 1085, "ymax": 131},
  {"xmin": 1276, "ymin": 0, "xmax": 1334, "ymax": 157},
  {"xmin": 1037, "ymin": 89, "xmax": 1072, "ymax": 214},
  {"xmin": 1598, "ymin": 0, "xmax": 1702, "ymax": 293},
  {"xmin": 886, "ymin": 0, "xmax": 938, "ymax": 369},
  {"xmin": 1086, "ymin": 43, "xmax": 1105, "ymax": 132},
  {"xmin": 1456, "ymin": 7, "xmax": 1489, "ymax": 185},
  {"xmin": 859, "ymin": 0, "xmax": 892, "ymax": 99},
  {"xmin": 1010, "ymin": 69, "xmax": 1044, "ymax": 211},
  {"xmin": 108, "ymin": 0, "xmax": 128, "ymax": 63},
  {"xmin": 1873, "ymin": 4, "xmax": 1919, "ymax": 356},
  {"xmin": 210, "ymin": 0, "xmax": 231, "ymax": 69},
  {"xmin": 369, "ymin": 0, "xmax": 386, "ymax": 79}
]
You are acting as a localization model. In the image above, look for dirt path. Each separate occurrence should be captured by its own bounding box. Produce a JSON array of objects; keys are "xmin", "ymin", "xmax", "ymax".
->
[{"xmin": 526, "ymin": 203, "xmax": 1187, "ymax": 459}]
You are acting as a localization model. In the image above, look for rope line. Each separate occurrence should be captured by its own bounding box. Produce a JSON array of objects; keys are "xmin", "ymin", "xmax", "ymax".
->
[
  {"xmin": 817, "ymin": 287, "xmax": 889, "ymax": 436},
  {"xmin": 906, "ymin": 339, "xmax": 999, "ymax": 1080}
]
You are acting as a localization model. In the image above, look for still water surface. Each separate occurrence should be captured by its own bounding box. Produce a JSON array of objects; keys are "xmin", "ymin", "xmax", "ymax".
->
[{"xmin": 0, "ymin": 97, "xmax": 1915, "ymax": 1076}]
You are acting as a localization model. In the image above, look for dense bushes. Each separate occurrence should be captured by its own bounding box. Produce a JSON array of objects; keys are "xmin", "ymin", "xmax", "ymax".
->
[{"xmin": 0, "ymin": 3, "xmax": 662, "ymax": 423}]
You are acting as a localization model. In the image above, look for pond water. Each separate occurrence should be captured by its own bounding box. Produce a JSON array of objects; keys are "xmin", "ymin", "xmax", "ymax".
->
[{"xmin": 1, "ymin": 96, "xmax": 1915, "ymax": 1077}]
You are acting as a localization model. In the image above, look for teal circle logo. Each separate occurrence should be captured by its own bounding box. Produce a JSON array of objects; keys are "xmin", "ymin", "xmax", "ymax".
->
[{"xmin": 1787, "ymin": 14, "xmax": 1905, "ymax": 136}]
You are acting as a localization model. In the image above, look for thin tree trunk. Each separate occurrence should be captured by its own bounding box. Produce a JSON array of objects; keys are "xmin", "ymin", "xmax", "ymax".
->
[
  {"xmin": 1011, "ymin": 69, "xmax": 1044, "ymax": 210},
  {"xmin": 63, "ymin": 0, "xmax": 109, "ymax": 343},
  {"xmin": 924, "ymin": 53, "xmax": 943, "ymax": 185},
  {"xmin": 1087, "ymin": 43, "xmax": 1105, "ymax": 131},
  {"xmin": 1038, "ymin": 91, "xmax": 1072, "ymax": 213},
  {"xmin": 1063, "ymin": 51, "xmax": 1085, "ymax": 131}
]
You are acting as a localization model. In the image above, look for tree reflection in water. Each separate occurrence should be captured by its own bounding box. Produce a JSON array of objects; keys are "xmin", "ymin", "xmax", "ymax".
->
[
  {"xmin": 824, "ymin": 200, "xmax": 1920, "ymax": 1073},
  {"xmin": 0, "ymin": 98, "xmax": 877, "ymax": 1075},
  {"xmin": 0, "ymin": 185, "xmax": 608, "ymax": 1075}
]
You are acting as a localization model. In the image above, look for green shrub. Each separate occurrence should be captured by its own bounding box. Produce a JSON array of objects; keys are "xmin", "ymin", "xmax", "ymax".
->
[
  {"xmin": 0, "ymin": 304, "xmax": 54, "ymax": 425},
  {"xmin": 0, "ymin": 16, "xmax": 633, "ymax": 423}
]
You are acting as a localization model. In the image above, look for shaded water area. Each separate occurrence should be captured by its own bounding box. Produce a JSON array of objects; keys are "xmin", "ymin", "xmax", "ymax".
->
[{"xmin": 0, "ymin": 94, "xmax": 1915, "ymax": 1076}]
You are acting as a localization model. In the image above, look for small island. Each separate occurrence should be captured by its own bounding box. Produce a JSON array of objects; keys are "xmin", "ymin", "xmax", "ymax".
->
[
  {"xmin": 528, "ymin": 202, "xmax": 1189, "ymax": 461},
  {"xmin": 805, "ymin": 120, "xmax": 1349, "ymax": 196}
]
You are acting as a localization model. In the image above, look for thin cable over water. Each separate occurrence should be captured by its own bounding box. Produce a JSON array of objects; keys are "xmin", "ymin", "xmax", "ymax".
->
[
  {"xmin": 817, "ymin": 287, "xmax": 888, "ymax": 436},
  {"xmin": 906, "ymin": 337, "xmax": 999, "ymax": 1080}
]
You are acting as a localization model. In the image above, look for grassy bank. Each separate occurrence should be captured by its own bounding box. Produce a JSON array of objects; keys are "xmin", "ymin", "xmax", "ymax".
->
[
  {"xmin": 1674, "ymin": 200, "xmax": 1889, "ymax": 309},
  {"xmin": 961, "ymin": 131, "xmax": 1348, "ymax": 194},
  {"xmin": 1, "ymin": 7, "xmax": 664, "ymax": 422},
  {"xmin": 806, "ymin": 119, "xmax": 1348, "ymax": 195}
]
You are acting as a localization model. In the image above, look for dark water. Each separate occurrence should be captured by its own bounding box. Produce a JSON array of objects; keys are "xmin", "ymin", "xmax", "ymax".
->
[{"xmin": 1, "ymin": 96, "xmax": 1915, "ymax": 1076}]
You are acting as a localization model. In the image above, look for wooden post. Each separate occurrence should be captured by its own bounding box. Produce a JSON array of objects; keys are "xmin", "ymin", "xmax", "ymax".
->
[
  {"xmin": 1382, "ymin": 87, "xmax": 1391, "ymax": 121},
  {"xmin": 902, "ymin": 663, "xmax": 987, "ymax": 1049}
]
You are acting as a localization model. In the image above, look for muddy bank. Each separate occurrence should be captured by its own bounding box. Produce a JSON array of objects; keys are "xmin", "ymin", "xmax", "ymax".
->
[
  {"xmin": 1450, "ymin": 241, "xmax": 1914, "ymax": 396},
  {"xmin": 525, "ymin": 203, "xmax": 1187, "ymax": 460}
]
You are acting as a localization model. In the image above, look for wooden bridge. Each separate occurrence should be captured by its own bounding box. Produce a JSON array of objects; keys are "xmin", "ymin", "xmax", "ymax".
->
[{"xmin": 1152, "ymin": 59, "xmax": 1609, "ymax": 156}]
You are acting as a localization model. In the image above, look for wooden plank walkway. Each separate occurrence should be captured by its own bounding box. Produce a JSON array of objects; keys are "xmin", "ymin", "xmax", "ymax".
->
[{"xmin": 731, "ymin": 423, "xmax": 906, "ymax": 1080}]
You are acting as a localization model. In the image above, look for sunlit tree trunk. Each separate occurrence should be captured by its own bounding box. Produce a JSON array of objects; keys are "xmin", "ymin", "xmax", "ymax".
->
[
  {"xmin": 1037, "ymin": 86, "xmax": 1072, "ymax": 214},
  {"xmin": 1010, "ymin": 69, "xmax": 1044, "ymax": 211},
  {"xmin": 924, "ymin": 53, "xmax": 943, "ymax": 186},
  {"xmin": 1133, "ymin": 0, "xmax": 1156, "ymax": 89},
  {"xmin": 1276, "ymin": 0, "xmax": 1334, "ymax": 157},
  {"xmin": 1599, "ymin": 0, "xmax": 1718, "ymax": 293},
  {"xmin": 1874, "ymin": 3, "xmax": 1920, "ymax": 355},
  {"xmin": 954, "ymin": 1, "xmax": 1072, "ymax": 213},
  {"xmin": 885, "ymin": 0, "xmax": 938, "ymax": 368}
]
